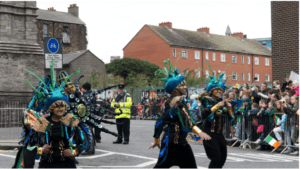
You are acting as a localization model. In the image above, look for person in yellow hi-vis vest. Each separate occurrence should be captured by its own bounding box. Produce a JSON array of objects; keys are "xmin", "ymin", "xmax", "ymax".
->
[{"xmin": 111, "ymin": 84, "xmax": 132, "ymax": 144}]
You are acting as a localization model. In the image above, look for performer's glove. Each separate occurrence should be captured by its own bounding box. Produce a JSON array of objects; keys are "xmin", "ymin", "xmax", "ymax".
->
[{"xmin": 38, "ymin": 144, "xmax": 51, "ymax": 155}]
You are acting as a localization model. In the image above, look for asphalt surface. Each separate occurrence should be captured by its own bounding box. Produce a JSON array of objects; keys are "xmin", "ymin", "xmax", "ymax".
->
[{"xmin": 0, "ymin": 120, "xmax": 299, "ymax": 168}]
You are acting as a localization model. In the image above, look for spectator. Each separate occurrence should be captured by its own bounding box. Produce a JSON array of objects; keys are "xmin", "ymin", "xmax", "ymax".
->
[
  {"xmin": 292, "ymin": 80, "xmax": 299, "ymax": 96},
  {"xmin": 273, "ymin": 80, "xmax": 281, "ymax": 90},
  {"xmin": 228, "ymin": 92, "xmax": 236, "ymax": 101},
  {"xmin": 141, "ymin": 93, "xmax": 150, "ymax": 117},
  {"xmin": 223, "ymin": 92, "xmax": 229, "ymax": 101},
  {"xmin": 273, "ymin": 101, "xmax": 293, "ymax": 154},
  {"xmin": 243, "ymin": 83, "xmax": 250, "ymax": 91},
  {"xmin": 251, "ymin": 82, "xmax": 269, "ymax": 102},
  {"xmin": 271, "ymin": 93, "xmax": 280, "ymax": 103},
  {"xmin": 283, "ymin": 95, "xmax": 299, "ymax": 155},
  {"xmin": 281, "ymin": 74, "xmax": 293, "ymax": 92}
]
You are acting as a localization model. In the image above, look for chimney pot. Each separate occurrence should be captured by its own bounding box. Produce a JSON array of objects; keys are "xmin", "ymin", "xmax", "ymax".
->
[
  {"xmin": 197, "ymin": 27, "xmax": 210, "ymax": 34},
  {"xmin": 68, "ymin": 4, "xmax": 79, "ymax": 17},
  {"xmin": 159, "ymin": 21, "xmax": 172, "ymax": 29}
]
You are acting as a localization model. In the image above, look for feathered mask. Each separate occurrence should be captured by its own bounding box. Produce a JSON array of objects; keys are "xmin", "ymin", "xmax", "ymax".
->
[
  {"xmin": 155, "ymin": 59, "xmax": 185, "ymax": 94},
  {"xmin": 24, "ymin": 58, "xmax": 80, "ymax": 111}
]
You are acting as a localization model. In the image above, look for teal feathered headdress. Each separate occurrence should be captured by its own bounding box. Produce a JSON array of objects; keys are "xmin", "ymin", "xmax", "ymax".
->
[
  {"xmin": 155, "ymin": 59, "xmax": 185, "ymax": 94},
  {"xmin": 24, "ymin": 58, "xmax": 80, "ymax": 111},
  {"xmin": 204, "ymin": 61, "xmax": 238, "ymax": 93}
]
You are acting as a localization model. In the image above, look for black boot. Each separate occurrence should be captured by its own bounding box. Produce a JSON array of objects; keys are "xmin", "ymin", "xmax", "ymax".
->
[
  {"xmin": 123, "ymin": 140, "xmax": 129, "ymax": 145},
  {"xmin": 96, "ymin": 138, "xmax": 101, "ymax": 143},
  {"xmin": 113, "ymin": 138, "xmax": 123, "ymax": 144}
]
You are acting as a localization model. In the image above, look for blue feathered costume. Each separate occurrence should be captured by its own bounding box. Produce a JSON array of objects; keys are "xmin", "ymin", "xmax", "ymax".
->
[{"xmin": 152, "ymin": 59, "xmax": 204, "ymax": 168}]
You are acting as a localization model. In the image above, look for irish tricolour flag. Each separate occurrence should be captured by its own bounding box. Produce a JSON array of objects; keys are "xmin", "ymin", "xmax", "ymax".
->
[{"xmin": 264, "ymin": 135, "xmax": 281, "ymax": 148}]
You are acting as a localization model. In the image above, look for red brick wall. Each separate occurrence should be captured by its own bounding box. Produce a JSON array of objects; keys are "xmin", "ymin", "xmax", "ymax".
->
[
  {"xmin": 123, "ymin": 26, "xmax": 272, "ymax": 86},
  {"xmin": 123, "ymin": 26, "xmax": 171, "ymax": 68}
]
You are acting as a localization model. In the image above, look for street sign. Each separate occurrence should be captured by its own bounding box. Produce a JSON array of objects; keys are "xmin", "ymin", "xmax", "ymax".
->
[{"xmin": 44, "ymin": 37, "xmax": 63, "ymax": 69}]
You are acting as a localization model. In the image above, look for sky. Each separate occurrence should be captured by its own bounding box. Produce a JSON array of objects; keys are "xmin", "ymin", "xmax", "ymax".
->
[{"xmin": 36, "ymin": 0, "xmax": 272, "ymax": 64}]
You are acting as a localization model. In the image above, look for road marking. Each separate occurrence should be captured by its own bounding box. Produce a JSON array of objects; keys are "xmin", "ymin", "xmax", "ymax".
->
[
  {"xmin": 77, "ymin": 152, "xmax": 115, "ymax": 159},
  {"xmin": 96, "ymin": 149, "xmax": 157, "ymax": 160},
  {"xmin": 261, "ymin": 153, "xmax": 299, "ymax": 161},
  {"xmin": 195, "ymin": 153, "xmax": 253, "ymax": 162},
  {"xmin": 134, "ymin": 160, "xmax": 157, "ymax": 167},
  {"xmin": 229, "ymin": 153, "xmax": 277, "ymax": 162},
  {"xmin": 0, "ymin": 153, "xmax": 15, "ymax": 158}
]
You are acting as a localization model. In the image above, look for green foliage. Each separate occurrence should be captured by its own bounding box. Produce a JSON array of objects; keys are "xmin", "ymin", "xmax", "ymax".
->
[
  {"xmin": 106, "ymin": 57, "xmax": 160, "ymax": 80},
  {"xmin": 126, "ymin": 72, "xmax": 150, "ymax": 88},
  {"xmin": 86, "ymin": 71, "xmax": 100, "ymax": 89},
  {"xmin": 99, "ymin": 72, "xmax": 112, "ymax": 88},
  {"xmin": 182, "ymin": 69, "xmax": 208, "ymax": 86}
]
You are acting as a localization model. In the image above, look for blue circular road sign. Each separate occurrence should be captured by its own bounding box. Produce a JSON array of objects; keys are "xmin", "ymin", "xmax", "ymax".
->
[{"xmin": 47, "ymin": 38, "xmax": 59, "ymax": 53}]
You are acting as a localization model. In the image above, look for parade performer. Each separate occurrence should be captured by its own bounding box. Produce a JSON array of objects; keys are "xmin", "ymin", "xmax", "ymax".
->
[
  {"xmin": 198, "ymin": 61, "xmax": 235, "ymax": 168},
  {"xmin": 111, "ymin": 84, "xmax": 132, "ymax": 144},
  {"xmin": 13, "ymin": 59, "xmax": 88, "ymax": 168},
  {"xmin": 58, "ymin": 71, "xmax": 122, "ymax": 155},
  {"xmin": 149, "ymin": 59, "xmax": 211, "ymax": 168}
]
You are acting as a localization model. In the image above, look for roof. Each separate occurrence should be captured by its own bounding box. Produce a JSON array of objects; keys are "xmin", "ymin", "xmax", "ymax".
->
[
  {"xmin": 37, "ymin": 9, "xmax": 85, "ymax": 25},
  {"xmin": 144, "ymin": 25, "xmax": 271, "ymax": 56},
  {"xmin": 255, "ymin": 38, "xmax": 272, "ymax": 41},
  {"xmin": 63, "ymin": 50, "xmax": 104, "ymax": 65}
]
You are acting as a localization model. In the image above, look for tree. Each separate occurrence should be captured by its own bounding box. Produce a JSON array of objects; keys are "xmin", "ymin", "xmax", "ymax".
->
[
  {"xmin": 86, "ymin": 70, "xmax": 101, "ymax": 89},
  {"xmin": 126, "ymin": 72, "xmax": 150, "ymax": 88},
  {"xmin": 98, "ymin": 72, "xmax": 113, "ymax": 88},
  {"xmin": 106, "ymin": 57, "xmax": 160, "ymax": 80}
]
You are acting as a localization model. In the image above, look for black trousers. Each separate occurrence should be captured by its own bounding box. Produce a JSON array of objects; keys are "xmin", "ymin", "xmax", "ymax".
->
[
  {"xmin": 154, "ymin": 143, "xmax": 197, "ymax": 168},
  {"xmin": 116, "ymin": 118, "xmax": 130, "ymax": 141},
  {"xmin": 95, "ymin": 127, "xmax": 102, "ymax": 140},
  {"xmin": 203, "ymin": 132, "xmax": 227, "ymax": 168}
]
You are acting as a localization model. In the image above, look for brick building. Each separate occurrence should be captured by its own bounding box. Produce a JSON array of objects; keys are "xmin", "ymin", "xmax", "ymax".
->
[
  {"xmin": 271, "ymin": 1, "xmax": 299, "ymax": 84},
  {"xmin": 36, "ymin": 4, "xmax": 87, "ymax": 54},
  {"xmin": 0, "ymin": 1, "xmax": 44, "ymax": 102},
  {"xmin": 123, "ymin": 22, "xmax": 272, "ymax": 85},
  {"xmin": 36, "ymin": 4, "xmax": 105, "ymax": 83}
]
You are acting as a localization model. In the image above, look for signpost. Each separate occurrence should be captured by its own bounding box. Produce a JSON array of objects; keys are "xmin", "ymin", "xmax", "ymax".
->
[{"xmin": 44, "ymin": 38, "xmax": 63, "ymax": 80}]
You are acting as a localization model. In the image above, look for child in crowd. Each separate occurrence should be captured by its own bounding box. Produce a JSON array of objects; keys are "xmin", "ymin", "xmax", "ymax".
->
[
  {"xmin": 254, "ymin": 100, "xmax": 269, "ymax": 145},
  {"xmin": 273, "ymin": 101, "xmax": 293, "ymax": 153}
]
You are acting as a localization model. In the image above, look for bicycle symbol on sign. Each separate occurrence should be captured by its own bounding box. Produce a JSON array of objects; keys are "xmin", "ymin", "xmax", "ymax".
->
[{"xmin": 50, "ymin": 43, "xmax": 57, "ymax": 49}]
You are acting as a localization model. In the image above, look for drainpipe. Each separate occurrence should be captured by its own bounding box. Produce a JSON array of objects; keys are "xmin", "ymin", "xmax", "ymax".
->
[
  {"xmin": 252, "ymin": 54, "xmax": 254, "ymax": 85},
  {"xmin": 202, "ymin": 49, "xmax": 204, "ymax": 77}
]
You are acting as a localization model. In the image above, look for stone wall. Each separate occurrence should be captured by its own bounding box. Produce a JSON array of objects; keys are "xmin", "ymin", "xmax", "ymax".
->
[
  {"xmin": 37, "ymin": 20, "xmax": 87, "ymax": 53},
  {"xmin": 0, "ymin": 1, "xmax": 44, "ymax": 103},
  {"xmin": 70, "ymin": 50, "xmax": 106, "ymax": 87},
  {"xmin": 271, "ymin": 1, "xmax": 299, "ymax": 84}
]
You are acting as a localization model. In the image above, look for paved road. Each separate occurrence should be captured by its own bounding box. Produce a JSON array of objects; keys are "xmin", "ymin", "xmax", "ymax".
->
[{"xmin": 0, "ymin": 120, "xmax": 298, "ymax": 168}]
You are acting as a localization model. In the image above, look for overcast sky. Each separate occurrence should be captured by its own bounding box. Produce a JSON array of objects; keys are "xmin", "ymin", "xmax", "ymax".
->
[{"xmin": 37, "ymin": 0, "xmax": 272, "ymax": 64}]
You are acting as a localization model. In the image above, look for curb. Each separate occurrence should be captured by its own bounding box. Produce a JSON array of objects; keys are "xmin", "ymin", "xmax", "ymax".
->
[{"xmin": 0, "ymin": 143, "xmax": 21, "ymax": 150}]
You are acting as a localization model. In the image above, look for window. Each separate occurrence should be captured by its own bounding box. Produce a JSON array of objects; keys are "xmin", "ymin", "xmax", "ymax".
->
[
  {"xmin": 213, "ymin": 70, "xmax": 216, "ymax": 76},
  {"xmin": 248, "ymin": 56, "xmax": 250, "ymax": 64},
  {"xmin": 248, "ymin": 73, "xmax": 251, "ymax": 81},
  {"xmin": 213, "ymin": 53, "xmax": 216, "ymax": 61},
  {"xmin": 255, "ymin": 57, "xmax": 259, "ymax": 65},
  {"xmin": 195, "ymin": 69, "xmax": 200, "ymax": 77},
  {"xmin": 223, "ymin": 71, "xmax": 226, "ymax": 79},
  {"xmin": 265, "ymin": 58, "xmax": 269, "ymax": 66},
  {"xmin": 232, "ymin": 72, "xmax": 237, "ymax": 80},
  {"xmin": 206, "ymin": 52, "xmax": 209, "ymax": 60},
  {"xmin": 265, "ymin": 75, "xmax": 270, "ymax": 82},
  {"xmin": 195, "ymin": 51, "xmax": 200, "ymax": 60},
  {"xmin": 242, "ymin": 73, "xmax": 244, "ymax": 81},
  {"xmin": 62, "ymin": 26, "xmax": 70, "ymax": 43},
  {"xmin": 221, "ymin": 54, "xmax": 226, "ymax": 62},
  {"xmin": 43, "ymin": 24, "xmax": 48, "ymax": 38},
  {"xmin": 182, "ymin": 68, "xmax": 187, "ymax": 75},
  {"xmin": 241, "ymin": 56, "xmax": 244, "ymax": 64},
  {"xmin": 255, "ymin": 74, "xmax": 259, "ymax": 81},
  {"xmin": 205, "ymin": 70, "xmax": 209, "ymax": 78},
  {"xmin": 232, "ymin": 55, "xmax": 237, "ymax": 63},
  {"xmin": 182, "ymin": 50, "xmax": 187, "ymax": 58},
  {"xmin": 173, "ymin": 49, "xmax": 176, "ymax": 57}
]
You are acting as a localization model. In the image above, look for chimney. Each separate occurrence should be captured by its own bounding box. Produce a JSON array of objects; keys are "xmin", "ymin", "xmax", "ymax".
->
[
  {"xmin": 68, "ymin": 4, "xmax": 79, "ymax": 17},
  {"xmin": 231, "ymin": 32, "xmax": 244, "ymax": 39},
  {"xmin": 48, "ymin": 7, "xmax": 56, "ymax": 11},
  {"xmin": 159, "ymin": 22, "xmax": 172, "ymax": 29},
  {"xmin": 197, "ymin": 27, "xmax": 210, "ymax": 34}
]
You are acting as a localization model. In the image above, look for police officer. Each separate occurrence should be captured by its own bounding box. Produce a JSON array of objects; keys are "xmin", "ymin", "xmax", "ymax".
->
[{"xmin": 111, "ymin": 84, "xmax": 132, "ymax": 144}]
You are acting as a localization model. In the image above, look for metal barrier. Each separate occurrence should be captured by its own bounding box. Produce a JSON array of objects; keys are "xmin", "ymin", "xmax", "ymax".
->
[
  {"xmin": 223, "ymin": 111, "xmax": 299, "ymax": 153},
  {"xmin": 0, "ymin": 108, "xmax": 25, "ymax": 141}
]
